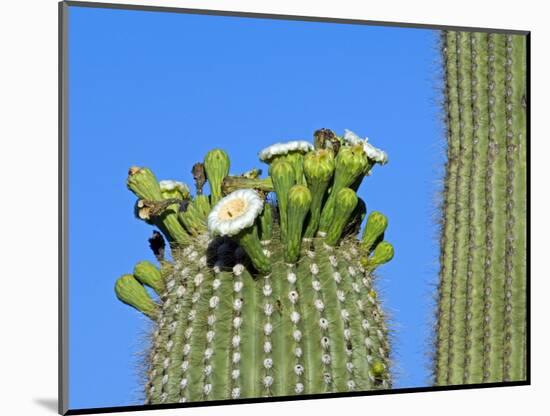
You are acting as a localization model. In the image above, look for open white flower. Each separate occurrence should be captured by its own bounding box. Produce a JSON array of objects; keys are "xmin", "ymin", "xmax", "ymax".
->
[
  {"xmin": 258, "ymin": 140, "xmax": 313, "ymax": 162},
  {"xmin": 342, "ymin": 129, "xmax": 366, "ymax": 146},
  {"xmin": 208, "ymin": 189, "xmax": 264, "ymax": 237},
  {"xmin": 159, "ymin": 180, "xmax": 190, "ymax": 194},
  {"xmin": 363, "ymin": 141, "xmax": 389, "ymax": 165}
]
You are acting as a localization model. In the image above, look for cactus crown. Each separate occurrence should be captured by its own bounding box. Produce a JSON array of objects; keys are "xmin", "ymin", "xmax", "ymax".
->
[{"xmin": 115, "ymin": 128, "xmax": 395, "ymax": 404}]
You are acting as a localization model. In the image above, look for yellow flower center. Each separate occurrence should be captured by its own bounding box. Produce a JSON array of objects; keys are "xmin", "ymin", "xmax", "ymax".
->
[{"xmin": 218, "ymin": 198, "xmax": 247, "ymax": 220}]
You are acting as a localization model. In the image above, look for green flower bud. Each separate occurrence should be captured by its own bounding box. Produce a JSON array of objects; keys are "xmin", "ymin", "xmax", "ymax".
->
[
  {"xmin": 127, "ymin": 166, "xmax": 162, "ymax": 201},
  {"xmin": 269, "ymin": 160, "xmax": 296, "ymax": 243},
  {"xmin": 361, "ymin": 211, "xmax": 389, "ymax": 254},
  {"xmin": 133, "ymin": 261, "xmax": 164, "ymax": 296},
  {"xmin": 362, "ymin": 241, "xmax": 394, "ymax": 271},
  {"xmin": 334, "ymin": 144, "xmax": 369, "ymax": 187},
  {"xmin": 285, "ymin": 185, "xmax": 312, "ymax": 262},
  {"xmin": 325, "ymin": 188, "xmax": 358, "ymax": 246},
  {"xmin": 318, "ymin": 145, "xmax": 368, "ymax": 233},
  {"xmin": 204, "ymin": 149, "xmax": 230, "ymax": 206},
  {"xmin": 303, "ymin": 149, "xmax": 335, "ymax": 238},
  {"xmin": 115, "ymin": 274, "xmax": 159, "ymax": 320},
  {"xmin": 259, "ymin": 202, "xmax": 273, "ymax": 242},
  {"xmin": 159, "ymin": 180, "xmax": 190, "ymax": 200},
  {"xmin": 304, "ymin": 148, "xmax": 335, "ymax": 183},
  {"xmin": 127, "ymin": 167, "xmax": 191, "ymax": 246},
  {"xmin": 193, "ymin": 194, "xmax": 211, "ymax": 218},
  {"xmin": 371, "ymin": 360, "xmax": 385, "ymax": 378}
]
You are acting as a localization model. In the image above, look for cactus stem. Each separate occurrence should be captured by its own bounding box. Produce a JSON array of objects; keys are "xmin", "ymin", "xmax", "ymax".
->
[{"xmin": 222, "ymin": 176, "xmax": 274, "ymax": 195}]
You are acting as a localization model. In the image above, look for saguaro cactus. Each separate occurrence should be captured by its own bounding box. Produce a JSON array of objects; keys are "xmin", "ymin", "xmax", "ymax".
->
[
  {"xmin": 115, "ymin": 129, "xmax": 394, "ymax": 404},
  {"xmin": 435, "ymin": 31, "xmax": 527, "ymax": 385}
]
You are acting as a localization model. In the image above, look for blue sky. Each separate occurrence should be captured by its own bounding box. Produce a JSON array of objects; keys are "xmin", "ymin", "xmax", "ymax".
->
[{"xmin": 68, "ymin": 5, "xmax": 443, "ymax": 410}]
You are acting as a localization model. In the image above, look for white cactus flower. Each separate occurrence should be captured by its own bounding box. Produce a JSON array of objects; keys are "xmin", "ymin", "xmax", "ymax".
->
[
  {"xmin": 208, "ymin": 189, "xmax": 264, "ymax": 237},
  {"xmin": 258, "ymin": 140, "xmax": 314, "ymax": 162},
  {"xmin": 363, "ymin": 140, "xmax": 388, "ymax": 165},
  {"xmin": 342, "ymin": 129, "xmax": 365, "ymax": 146},
  {"xmin": 159, "ymin": 179, "xmax": 190, "ymax": 194}
]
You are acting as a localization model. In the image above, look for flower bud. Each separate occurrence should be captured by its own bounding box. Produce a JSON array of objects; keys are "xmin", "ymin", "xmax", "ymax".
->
[
  {"xmin": 133, "ymin": 261, "xmax": 164, "ymax": 296},
  {"xmin": 204, "ymin": 149, "xmax": 230, "ymax": 205},
  {"xmin": 115, "ymin": 274, "xmax": 158, "ymax": 320}
]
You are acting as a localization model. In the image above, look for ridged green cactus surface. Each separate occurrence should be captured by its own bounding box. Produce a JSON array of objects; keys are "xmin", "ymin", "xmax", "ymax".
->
[
  {"xmin": 435, "ymin": 31, "xmax": 527, "ymax": 385},
  {"xmin": 115, "ymin": 129, "xmax": 394, "ymax": 403}
]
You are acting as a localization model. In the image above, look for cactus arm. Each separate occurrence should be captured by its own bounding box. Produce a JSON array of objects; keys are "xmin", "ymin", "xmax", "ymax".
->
[
  {"xmin": 316, "ymin": 242, "xmax": 349, "ymax": 392},
  {"xmin": 239, "ymin": 268, "xmax": 262, "ymax": 398},
  {"xmin": 295, "ymin": 249, "xmax": 324, "ymax": 393},
  {"xmin": 209, "ymin": 271, "xmax": 234, "ymax": 399},
  {"xmin": 435, "ymin": 30, "xmax": 460, "ymax": 385},
  {"xmin": 436, "ymin": 32, "xmax": 526, "ymax": 385},
  {"xmin": 508, "ymin": 35, "xmax": 527, "ymax": 381}
]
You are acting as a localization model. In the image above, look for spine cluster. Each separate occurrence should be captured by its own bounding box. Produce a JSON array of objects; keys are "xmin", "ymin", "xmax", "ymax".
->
[{"xmin": 435, "ymin": 31, "xmax": 527, "ymax": 385}]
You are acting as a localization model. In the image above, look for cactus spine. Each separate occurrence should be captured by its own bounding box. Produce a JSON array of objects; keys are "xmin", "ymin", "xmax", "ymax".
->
[
  {"xmin": 435, "ymin": 31, "xmax": 527, "ymax": 385},
  {"xmin": 115, "ymin": 130, "xmax": 394, "ymax": 403}
]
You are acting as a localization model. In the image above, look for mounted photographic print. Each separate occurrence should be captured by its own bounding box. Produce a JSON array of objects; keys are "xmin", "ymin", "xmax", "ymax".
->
[{"xmin": 59, "ymin": 1, "xmax": 530, "ymax": 414}]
